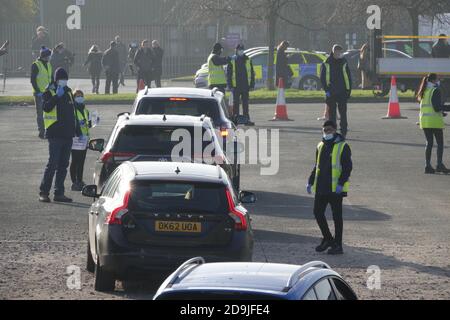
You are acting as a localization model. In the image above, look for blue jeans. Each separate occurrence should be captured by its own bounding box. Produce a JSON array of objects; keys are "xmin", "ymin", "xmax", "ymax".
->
[{"xmin": 40, "ymin": 138, "xmax": 73, "ymax": 196}]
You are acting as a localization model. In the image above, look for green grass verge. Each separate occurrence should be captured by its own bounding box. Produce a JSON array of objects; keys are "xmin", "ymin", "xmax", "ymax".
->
[{"xmin": 0, "ymin": 89, "xmax": 415, "ymax": 106}]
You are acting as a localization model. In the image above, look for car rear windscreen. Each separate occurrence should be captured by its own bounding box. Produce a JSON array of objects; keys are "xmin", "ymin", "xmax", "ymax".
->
[
  {"xmin": 129, "ymin": 181, "xmax": 227, "ymax": 213},
  {"xmin": 113, "ymin": 125, "xmax": 217, "ymax": 158},
  {"xmin": 156, "ymin": 291, "xmax": 284, "ymax": 300},
  {"xmin": 136, "ymin": 98, "xmax": 220, "ymax": 124}
]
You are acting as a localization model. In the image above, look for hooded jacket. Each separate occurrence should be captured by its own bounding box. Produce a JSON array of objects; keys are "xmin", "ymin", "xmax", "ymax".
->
[{"xmin": 308, "ymin": 133, "xmax": 352, "ymax": 196}]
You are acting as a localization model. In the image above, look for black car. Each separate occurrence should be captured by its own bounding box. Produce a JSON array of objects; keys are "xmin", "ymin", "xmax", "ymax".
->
[
  {"xmin": 82, "ymin": 161, "xmax": 256, "ymax": 292},
  {"xmin": 88, "ymin": 114, "xmax": 242, "ymax": 191}
]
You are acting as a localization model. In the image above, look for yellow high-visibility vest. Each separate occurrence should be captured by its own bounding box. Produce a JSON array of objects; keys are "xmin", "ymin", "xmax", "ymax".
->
[
  {"xmin": 230, "ymin": 59, "xmax": 252, "ymax": 88},
  {"xmin": 324, "ymin": 62, "xmax": 350, "ymax": 91},
  {"xmin": 207, "ymin": 54, "xmax": 226, "ymax": 86},
  {"xmin": 43, "ymin": 89, "xmax": 76, "ymax": 130},
  {"xmin": 76, "ymin": 108, "xmax": 90, "ymax": 136},
  {"xmin": 313, "ymin": 141, "xmax": 350, "ymax": 193},
  {"xmin": 420, "ymin": 87, "xmax": 444, "ymax": 129},
  {"xmin": 33, "ymin": 60, "xmax": 53, "ymax": 94}
]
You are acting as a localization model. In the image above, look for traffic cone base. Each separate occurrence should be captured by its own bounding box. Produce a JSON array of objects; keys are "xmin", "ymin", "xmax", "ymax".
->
[
  {"xmin": 270, "ymin": 78, "xmax": 293, "ymax": 121},
  {"xmin": 382, "ymin": 76, "xmax": 407, "ymax": 119}
]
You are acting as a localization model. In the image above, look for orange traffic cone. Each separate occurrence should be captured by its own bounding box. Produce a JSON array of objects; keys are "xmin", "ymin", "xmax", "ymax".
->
[
  {"xmin": 383, "ymin": 76, "xmax": 407, "ymax": 119},
  {"xmin": 137, "ymin": 79, "xmax": 145, "ymax": 92},
  {"xmin": 270, "ymin": 78, "xmax": 293, "ymax": 121}
]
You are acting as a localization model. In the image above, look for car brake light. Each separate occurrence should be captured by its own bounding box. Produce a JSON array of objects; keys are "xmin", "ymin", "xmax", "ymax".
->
[
  {"xmin": 225, "ymin": 189, "xmax": 247, "ymax": 231},
  {"xmin": 100, "ymin": 152, "xmax": 137, "ymax": 163},
  {"xmin": 105, "ymin": 191, "xmax": 131, "ymax": 225},
  {"xmin": 169, "ymin": 98, "xmax": 188, "ymax": 101}
]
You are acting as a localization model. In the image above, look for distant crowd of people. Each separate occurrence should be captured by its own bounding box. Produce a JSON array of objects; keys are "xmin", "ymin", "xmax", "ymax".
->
[{"xmin": 30, "ymin": 26, "xmax": 164, "ymax": 95}]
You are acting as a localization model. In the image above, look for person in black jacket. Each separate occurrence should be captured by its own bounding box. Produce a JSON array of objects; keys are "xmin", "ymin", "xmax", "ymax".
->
[
  {"xmin": 50, "ymin": 43, "xmax": 74, "ymax": 75},
  {"xmin": 134, "ymin": 39, "xmax": 154, "ymax": 91},
  {"xmin": 39, "ymin": 68, "xmax": 81, "ymax": 203},
  {"xmin": 102, "ymin": 41, "xmax": 120, "ymax": 94},
  {"xmin": 320, "ymin": 44, "xmax": 352, "ymax": 138},
  {"xmin": 307, "ymin": 120, "xmax": 352, "ymax": 255},
  {"xmin": 275, "ymin": 40, "xmax": 293, "ymax": 87},
  {"xmin": 431, "ymin": 34, "xmax": 450, "ymax": 58},
  {"xmin": 84, "ymin": 45, "xmax": 103, "ymax": 94},
  {"xmin": 151, "ymin": 40, "xmax": 164, "ymax": 88},
  {"xmin": 227, "ymin": 44, "xmax": 255, "ymax": 125}
]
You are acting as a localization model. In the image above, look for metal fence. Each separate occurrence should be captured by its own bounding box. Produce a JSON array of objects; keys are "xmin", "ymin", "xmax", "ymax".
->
[{"xmin": 0, "ymin": 23, "xmax": 215, "ymax": 79}]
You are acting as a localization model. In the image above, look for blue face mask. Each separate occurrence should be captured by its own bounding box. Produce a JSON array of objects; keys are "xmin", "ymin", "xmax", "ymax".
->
[
  {"xmin": 58, "ymin": 80, "xmax": 68, "ymax": 87},
  {"xmin": 75, "ymin": 97, "xmax": 85, "ymax": 104},
  {"xmin": 323, "ymin": 133, "xmax": 334, "ymax": 141}
]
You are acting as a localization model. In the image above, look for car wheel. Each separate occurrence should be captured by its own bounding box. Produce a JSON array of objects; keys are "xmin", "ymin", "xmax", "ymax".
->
[
  {"xmin": 86, "ymin": 241, "xmax": 95, "ymax": 273},
  {"xmin": 299, "ymin": 76, "xmax": 321, "ymax": 91},
  {"xmin": 94, "ymin": 255, "xmax": 116, "ymax": 292}
]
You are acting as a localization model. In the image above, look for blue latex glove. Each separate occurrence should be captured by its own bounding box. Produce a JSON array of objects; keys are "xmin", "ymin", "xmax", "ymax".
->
[
  {"xmin": 335, "ymin": 185, "xmax": 344, "ymax": 195},
  {"xmin": 56, "ymin": 86, "xmax": 64, "ymax": 97},
  {"xmin": 325, "ymin": 91, "xmax": 331, "ymax": 98},
  {"xmin": 306, "ymin": 184, "xmax": 312, "ymax": 195}
]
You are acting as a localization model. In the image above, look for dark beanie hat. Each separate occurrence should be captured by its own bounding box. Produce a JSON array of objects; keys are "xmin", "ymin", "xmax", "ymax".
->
[
  {"xmin": 236, "ymin": 43, "xmax": 245, "ymax": 50},
  {"xmin": 40, "ymin": 46, "xmax": 52, "ymax": 58},
  {"xmin": 54, "ymin": 67, "xmax": 69, "ymax": 81},
  {"xmin": 323, "ymin": 120, "xmax": 337, "ymax": 129},
  {"xmin": 213, "ymin": 42, "xmax": 223, "ymax": 52}
]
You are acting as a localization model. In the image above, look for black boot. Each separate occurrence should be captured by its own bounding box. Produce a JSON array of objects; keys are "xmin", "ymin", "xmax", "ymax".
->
[
  {"xmin": 327, "ymin": 243, "xmax": 344, "ymax": 255},
  {"xmin": 315, "ymin": 238, "xmax": 334, "ymax": 253},
  {"xmin": 39, "ymin": 193, "xmax": 51, "ymax": 203},
  {"xmin": 436, "ymin": 164, "xmax": 450, "ymax": 174},
  {"xmin": 54, "ymin": 195, "xmax": 73, "ymax": 203},
  {"xmin": 425, "ymin": 166, "xmax": 436, "ymax": 174}
]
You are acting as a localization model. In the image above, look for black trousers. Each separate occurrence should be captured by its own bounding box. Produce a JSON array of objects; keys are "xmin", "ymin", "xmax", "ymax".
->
[
  {"xmin": 70, "ymin": 149, "xmax": 87, "ymax": 184},
  {"xmin": 327, "ymin": 95, "xmax": 348, "ymax": 137},
  {"xmin": 137, "ymin": 70, "xmax": 153, "ymax": 89},
  {"xmin": 151, "ymin": 73, "xmax": 162, "ymax": 88},
  {"xmin": 313, "ymin": 194, "xmax": 343, "ymax": 246},
  {"xmin": 90, "ymin": 72, "xmax": 100, "ymax": 93},
  {"xmin": 423, "ymin": 128, "xmax": 444, "ymax": 167},
  {"xmin": 105, "ymin": 71, "xmax": 119, "ymax": 94},
  {"xmin": 233, "ymin": 88, "xmax": 250, "ymax": 118}
]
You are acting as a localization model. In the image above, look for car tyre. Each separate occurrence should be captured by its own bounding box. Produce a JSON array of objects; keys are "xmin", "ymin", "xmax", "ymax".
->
[
  {"xmin": 299, "ymin": 76, "xmax": 321, "ymax": 91},
  {"xmin": 94, "ymin": 255, "xmax": 116, "ymax": 292},
  {"xmin": 86, "ymin": 241, "xmax": 95, "ymax": 273}
]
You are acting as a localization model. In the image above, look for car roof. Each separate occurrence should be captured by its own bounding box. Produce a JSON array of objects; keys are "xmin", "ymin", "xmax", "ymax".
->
[
  {"xmin": 169, "ymin": 262, "xmax": 323, "ymax": 294},
  {"xmin": 124, "ymin": 161, "xmax": 227, "ymax": 183},
  {"xmin": 136, "ymin": 87, "xmax": 223, "ymax": 100},
  {"xmin": 117, "ymin": 114, "xmax": 214, "ymax": 128}
]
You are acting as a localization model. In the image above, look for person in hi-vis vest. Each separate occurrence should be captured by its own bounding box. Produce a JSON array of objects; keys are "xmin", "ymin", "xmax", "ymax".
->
[
  {"xmin": 39, "ymin": 68, "xmax": 81, "ymax": 203},
  {"xmin": 208, "ymin": 43, "xmax": 231, "ymax": 94},
  {"xmin": 416, "ymin": 73, "xmax": 450, "ymax": 174},
  {"xmin": 30, "ymin": 46, "xmax": 53, "ymax": 139},
  {"xmin": 307, "ymin": 120, "xmax": 352, "ymax": 255}
]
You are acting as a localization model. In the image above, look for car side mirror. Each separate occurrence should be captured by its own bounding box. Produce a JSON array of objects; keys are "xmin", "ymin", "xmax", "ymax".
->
[
  {"xmin": 82, "ymin": 185, "xmax": 100, "ymax": 198},
  {"xmin": 88, "ymin": 139, "xmax": 105, "ymax": 152},
  {"xmin": 235, "ymin": 115, "xmax": 249, "ymax": 126},
  {"xmin": 239, "ymin": 191, "xmax": 256, "ymax": 204}
]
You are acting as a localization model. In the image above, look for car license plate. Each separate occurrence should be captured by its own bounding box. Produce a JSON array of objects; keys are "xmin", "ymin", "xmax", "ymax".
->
[{"xmin": 155, "ymin": 221, "xmax": 202, "ymax": 233}]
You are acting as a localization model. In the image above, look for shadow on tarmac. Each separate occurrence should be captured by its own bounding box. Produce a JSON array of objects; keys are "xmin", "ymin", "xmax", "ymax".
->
[{"xmin": 248, "ymin": 191, "xmax": 392, "ymax": 221}]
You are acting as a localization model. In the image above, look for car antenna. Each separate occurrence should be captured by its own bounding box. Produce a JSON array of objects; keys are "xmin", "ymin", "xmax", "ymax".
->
[
  {"xmin": 175, "ymin": 167, "xmax": 181, "ymax": 175},
  {"xmin": 256, "ymin": 236, "xmax": 269, "ymax": 263},
  {"xmin": 163, "ymin": 114, "xmax": 167, "ymax": 122}
]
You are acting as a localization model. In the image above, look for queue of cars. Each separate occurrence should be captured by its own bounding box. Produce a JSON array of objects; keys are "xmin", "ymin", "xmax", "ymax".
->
[{"xmin": 82, "ymin": 85, "xmax": 357, "ymax": 298}]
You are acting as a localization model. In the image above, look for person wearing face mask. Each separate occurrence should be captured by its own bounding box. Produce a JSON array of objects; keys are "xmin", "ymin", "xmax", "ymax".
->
[
  {"xmin": 416, "ymin": 73, "xmax": 450, "ymax": 174},
  {"xmin": 70, "ymin": 90, "xmax": 94, "ymax": 191},
  {"xmin": 227, "ymin": 44, "xmax": 255, "ymax": 126},
  {"xmin": 39, "ymin": 68, "xmax": 81, "ymax": 203},
  {"xmin": 306, "ymin": 120, "xmax": 352, "ymax": 255},
  {"xmin": 320, "ymin": 44, "xmax": 352, "ymax": 138},
  {"xmin": 134, "ymin": 39, "xmax": 154, "ymax": 91},
  {"xmin": 31, "ymin": 46, "xmax": 54, "ymax": 139},
  {"xmin": 208, "ymin": 43, "xmax": 231, "ymax": 94}
]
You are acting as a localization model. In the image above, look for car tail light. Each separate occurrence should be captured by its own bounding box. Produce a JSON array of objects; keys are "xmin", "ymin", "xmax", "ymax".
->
[
  {"xmin": 225, "ymin": 189, "xmax": 247, "ymax": 231},
  {"xmin": 100, "ymin": 152, "xmax": 137, "ymax": 163},
  {"xmin": 105, "ymin": 191, "xmax": 131, "ymax": 225}
]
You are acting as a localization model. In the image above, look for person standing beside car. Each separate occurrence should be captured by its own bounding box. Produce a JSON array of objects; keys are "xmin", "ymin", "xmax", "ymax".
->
[
  {"xmin": 31, "ymin": 46, "xmax": 53, "ymax": 140},
  {"xmin": 227, "ymin": 44, "xmax": 255, "ymax": 126},
  {"xmin": 208, "ymin": 42, "xmax": 230, "ymax": 94},
  {"xmin": 39, "ymin": 68, "xmax": 80, "ymax": 203},
  {"xmin": 307, "ymin": 120, "xmax": 352, "ymax": 255},
  {"xmin": 320, "ymin": 44, "xmax": 352, "ymax": 138},
  {"xmin": 275, "ymin": 40, "xmax": 293, "ymax": 87}
]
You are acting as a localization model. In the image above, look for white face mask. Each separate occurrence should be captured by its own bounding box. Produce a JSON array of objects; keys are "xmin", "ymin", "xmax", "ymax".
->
[
  {"xmin": 436, "ymin": 81, "xmax": 441, "ymax": 87},
  {"xmin": 237, "ymin": 50, "xmax": 244, "ymax": 56},
  {"xmin": 75, "ymin": 97, "xmax": 85, "ymax": 104},
  {"xmin": 323, "ymin": 133, "xmax": 334, "ymax": 141},
  {"xmin": 58, "ymin": 80, "xmax": 68, "ymax": 87}
]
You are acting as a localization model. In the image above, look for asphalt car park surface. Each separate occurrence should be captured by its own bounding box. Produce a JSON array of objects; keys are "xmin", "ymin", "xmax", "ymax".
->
[{"xmin": 0, "ymin": 101, "xmax": 449, "ymax": 299}]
